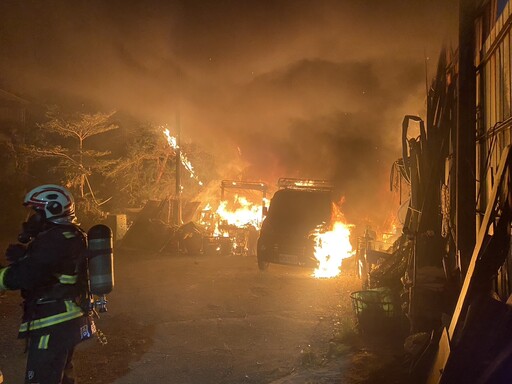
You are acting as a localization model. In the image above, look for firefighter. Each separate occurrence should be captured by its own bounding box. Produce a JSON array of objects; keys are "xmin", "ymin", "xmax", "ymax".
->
[{"xmin": 0, "ymin": 184, "xmax": 94, "ymax": 384}]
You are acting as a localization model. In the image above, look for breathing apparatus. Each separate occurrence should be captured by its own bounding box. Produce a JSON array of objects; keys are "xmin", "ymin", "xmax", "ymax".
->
[
  {"xmin": 18, "ymin": 211, "xmax": 46, "ymax": 244},
  {"xmin": 86, "ymin": 224, "xmax": 115, "ymax": 313}
]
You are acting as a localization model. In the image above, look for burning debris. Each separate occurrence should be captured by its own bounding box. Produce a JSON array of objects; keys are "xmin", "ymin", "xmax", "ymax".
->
[{"xmin": 199, "ymin": 180, "xmax": 268, "ymax": 256}]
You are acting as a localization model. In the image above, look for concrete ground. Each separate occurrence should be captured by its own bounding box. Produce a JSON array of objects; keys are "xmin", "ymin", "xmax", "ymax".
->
[{"xmin": 0, "ymin": 248, "xmax": 406, "ymax": 384}]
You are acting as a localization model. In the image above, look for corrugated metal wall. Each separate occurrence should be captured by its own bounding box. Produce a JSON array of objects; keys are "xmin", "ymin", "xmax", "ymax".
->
[{"xmin": 476, "ymin": 0, "xmax": 512, "ymax": 299}]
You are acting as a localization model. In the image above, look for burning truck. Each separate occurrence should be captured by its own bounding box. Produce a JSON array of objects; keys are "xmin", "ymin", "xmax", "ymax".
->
[{"xmin": 198, "ymin": 180, "xmax": 268, "ymax": 257}]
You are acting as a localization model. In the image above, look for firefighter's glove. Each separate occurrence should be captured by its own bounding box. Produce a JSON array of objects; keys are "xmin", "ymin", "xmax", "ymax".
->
[{"xmin": 6, "ymin": 243, "xmax": 26, "ymax": 263}]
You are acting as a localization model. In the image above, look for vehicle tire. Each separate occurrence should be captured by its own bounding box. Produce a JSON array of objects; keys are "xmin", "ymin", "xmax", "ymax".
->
[{"xmin": 257, "ymin": 256, "xmax": 269, "ymax": 271}]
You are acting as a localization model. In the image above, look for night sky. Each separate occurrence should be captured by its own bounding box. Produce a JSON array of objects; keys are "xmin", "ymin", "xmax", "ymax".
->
[{"xmin": 0, "ymin": 0, "xmax": 458, "ymax": 227}]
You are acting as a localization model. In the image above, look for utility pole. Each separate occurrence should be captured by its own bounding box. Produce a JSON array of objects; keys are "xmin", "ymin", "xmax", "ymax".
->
[
  {"xmin": 174, "ymin": 108, "xmax": 182, "ymax": 226},
  {"xmin": 174, "ymin": 4, "xmax": 184, "ymax": 228},
  {"xmin": 456, "ymin": 0, "xmax": 476, "ymax": 279}
]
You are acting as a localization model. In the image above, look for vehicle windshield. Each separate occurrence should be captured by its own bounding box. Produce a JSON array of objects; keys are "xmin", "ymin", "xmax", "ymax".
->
[{"xmin": 265, "ymin": 189, "xmax": 332, "ymax": 236}]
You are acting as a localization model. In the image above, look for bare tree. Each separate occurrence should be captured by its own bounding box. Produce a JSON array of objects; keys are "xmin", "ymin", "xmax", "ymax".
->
[
  {"xmin": 106, "ymin": 122, "xmax": 176, "ymax": 206},
  {"xmin": 24, "ymin": 107, "xmax": 119, "ymax": 218}
]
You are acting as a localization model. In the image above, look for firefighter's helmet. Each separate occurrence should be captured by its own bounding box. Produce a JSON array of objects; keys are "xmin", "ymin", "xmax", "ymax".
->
[{"xmin": 23, "ymin": 184, "xmax": 77, "ymax": 224}]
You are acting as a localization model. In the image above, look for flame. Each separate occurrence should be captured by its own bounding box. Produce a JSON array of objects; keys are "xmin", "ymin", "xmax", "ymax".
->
[
  {"xmin": 216, "ymin": 195, "xmax": 265, "ymax": 229},
  {"xmin": 381, "ymin": 224, "xmax": 399, "ymax": 247},
  {"xmin": 198, "ymin": 195, "xmax": 265, "ymax": 255},
  {"xmin": 312, "ymin": 221, "xmax": 354, "ymax": 279},
  {"xmin": 213, "ymin": 221, "xmax": 230, "ymax": 237},
  {"xmin": 199, "ymin": 195, "xmax": 267, "ymax": 238},
  {"xmin": 163, "ymin": 128, "xmax": 203, "ymax": 186}
]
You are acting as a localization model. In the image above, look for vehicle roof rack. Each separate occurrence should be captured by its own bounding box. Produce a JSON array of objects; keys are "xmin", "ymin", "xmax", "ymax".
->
[
  {"xmin": 220, "ymin": 180, "xmax": 268, "ymax": 199},
  {"xmin": 277, "ymin": 178, "xmax": 334, "ymax": 191}
]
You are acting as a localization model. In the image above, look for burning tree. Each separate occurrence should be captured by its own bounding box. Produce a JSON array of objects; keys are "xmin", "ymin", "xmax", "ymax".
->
[
  {"xmin": 106, "ymin": 123, "xmax": 213, "ymax": 208},
  {"xmin": 106, "ymin": 122, "xmax": 175, "ymax": 205}
]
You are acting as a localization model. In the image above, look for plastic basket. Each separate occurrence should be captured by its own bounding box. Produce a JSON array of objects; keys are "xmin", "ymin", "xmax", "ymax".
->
[{"xmin": 350, "ymin": 288, "xmax": 396, "ymax": 333}]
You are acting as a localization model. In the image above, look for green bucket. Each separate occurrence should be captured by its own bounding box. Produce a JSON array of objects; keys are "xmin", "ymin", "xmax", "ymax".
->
[{"xmin": 350, "ymin": 288, "xmax": 396, "ymax": 332}]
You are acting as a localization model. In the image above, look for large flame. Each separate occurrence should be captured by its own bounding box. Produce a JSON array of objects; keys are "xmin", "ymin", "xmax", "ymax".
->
[
  {"xmin": 199, "ymin": 195, "xmax": 265, "ymax": 255},
  {"xmin": 313, "ymin": 221, "xmax": 354, "ymax": 279},
  {"xmin": 216, "ymin": 195, "xmax": 264, "ymax": 229},
  {"xmin": 163, "ymin": 128, "xmax": 203, "ymax": 186},
  {"xmin": 199, "ymin": 195, "xmax": 267, "ymax": 238}
]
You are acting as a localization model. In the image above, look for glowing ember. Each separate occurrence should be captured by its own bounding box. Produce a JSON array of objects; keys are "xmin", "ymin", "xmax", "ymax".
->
[
  {"xmin": 313, "ymin": 221, "xmax": 354, "ymax": 278},
  {"xmin": 163, "ymin": 128, "xmax": 203, "ymax": 186}
]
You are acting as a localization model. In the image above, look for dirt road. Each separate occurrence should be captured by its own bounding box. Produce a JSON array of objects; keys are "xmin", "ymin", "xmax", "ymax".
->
[{"xmin": 0, "ymin": 249, "xmax": 403, "ymax": 384}]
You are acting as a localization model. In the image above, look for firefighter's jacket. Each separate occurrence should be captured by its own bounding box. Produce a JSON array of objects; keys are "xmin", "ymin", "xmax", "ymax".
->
[{"xmin": 0, "ymin": 223, "xmax": 89, "ymax": 340}]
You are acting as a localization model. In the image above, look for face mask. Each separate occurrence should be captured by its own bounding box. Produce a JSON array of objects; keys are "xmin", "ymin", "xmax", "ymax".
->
[{"xmin": 18, "ymin": 211, "xmax": 45, "ymax": 244}]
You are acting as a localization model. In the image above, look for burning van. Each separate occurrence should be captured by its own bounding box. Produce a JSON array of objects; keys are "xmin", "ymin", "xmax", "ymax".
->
[{"xmin": 257, "ymin": 178, "xmax": 335, "ymax": 271}]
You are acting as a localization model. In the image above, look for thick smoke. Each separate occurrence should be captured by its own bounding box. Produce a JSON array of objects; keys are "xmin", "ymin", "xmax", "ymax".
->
[{"xmin": 0, "ymin": 0, "xmax": 457, "ymax": 226}]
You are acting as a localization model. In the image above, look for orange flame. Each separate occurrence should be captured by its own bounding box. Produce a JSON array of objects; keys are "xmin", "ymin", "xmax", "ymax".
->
[
  {"xmin": 199, "ymin": 195, "xmax": 267, "ymax": 238},
  {"xmin": 311, "ymin": 202, "xmax": 354, "ymax": 278},
  {"xmin": 163, "ymin": 128, "xmax": 203, "ymax": 186},
  {"xmin": 216, "ymin": 195, "xmax": 265, "ymax": 229},
  {"xmin": 313, "ymin": 221, "xmax": 354, "ymax": 278}
]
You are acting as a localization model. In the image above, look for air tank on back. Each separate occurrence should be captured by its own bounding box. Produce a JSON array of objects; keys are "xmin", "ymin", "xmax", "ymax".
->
[{"xmin": 87, "ymin": 224, "xmax": 114, "ymax": 296}]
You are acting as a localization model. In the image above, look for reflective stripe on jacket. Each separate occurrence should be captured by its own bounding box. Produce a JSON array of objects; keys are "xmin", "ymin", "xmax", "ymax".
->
[
  {"xmin": 0, "ymin": 267, "xmax": 8, "ymax": 291},
  {"xmin": 19, "ymin": 300, "xmax": 84, "ymax": 333},
  {"xmin": 56, "ymin": 274, "xmax": 78, "ymax": 284}
]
